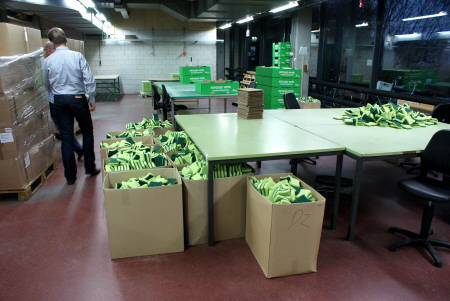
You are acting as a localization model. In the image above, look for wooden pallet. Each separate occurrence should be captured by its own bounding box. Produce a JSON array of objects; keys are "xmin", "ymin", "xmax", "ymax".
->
[
  {"xmin": 240, "ymin": 72, "xmax": 256, "ymax": 88},
  {"xmin": 0, "ymin": 160, "xmax": 58, "ymax": 201}
]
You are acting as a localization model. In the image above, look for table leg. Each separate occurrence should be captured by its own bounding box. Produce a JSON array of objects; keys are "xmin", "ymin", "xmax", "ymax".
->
[
  {"xmin": 207, "ymin": 161, "xmax": 214, "ymax": 246},
  {"xmin": 224, "ymin": 98, "xmax": 227, "ymax": 113},
  {"xmin": 171, "ymin": 99, "xmax": 175, "ymax": 124},
  {"xmin": 209, "ymin": 98, "xmax": 211, "ymax": 112},
  {"xmin": 346, "ymin": 159, "xmax": 364, "ymax": 240},
  {"xmin": 330, "ymin": 153, "xmax": 343, "ymax": 230}
]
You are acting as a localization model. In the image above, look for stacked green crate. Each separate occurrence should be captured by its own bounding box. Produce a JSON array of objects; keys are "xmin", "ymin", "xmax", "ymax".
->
[
  {"xmin": 141, "ymin": 81, "xmax": 152, "ymax": 94},
  {"xmin": 256, "ymin": 66, "xmax": 301, "ymax": 109},
  {"xmin": 179, "ymin": 66, "xmax": 211, "ymax": 84},
  {"xmin": 272, "ymin": 42, "xmax": 291, "ymax": 68}
]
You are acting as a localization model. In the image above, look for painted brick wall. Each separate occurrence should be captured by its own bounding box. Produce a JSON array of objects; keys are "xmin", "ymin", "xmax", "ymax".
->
[{"xmin": 84, "ymin": 29, "xmax": 217, "ymax": 94}]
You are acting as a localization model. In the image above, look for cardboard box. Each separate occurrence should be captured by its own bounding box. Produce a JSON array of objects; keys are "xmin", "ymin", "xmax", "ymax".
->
[
  {"xmin": 0, "ymin": 114, "xmax": 45, "ymax": 160},
  {"xmin": 24, "ymin": 27, "xmax": 43, "ymax": 54},
  {"xmin": 179, "ymin": 66, "xmax": 211, "ymax": 76},
  {"xmin": 27, "ymin": 134, "xmax": 56, "ymax": 182},
  {"xmin": 103, "ymin": 168, "xmax": 184, "ymax": 259},
  {"xmin": 195, "ymin": 80, "xmax": 239, "ymax": 95},
  {"xmin": 0, "ymin": 50, "xmax": 42, "ymax": 93},
  {"xmin": 180, "ymin": 166, "xmax": 254, "ymax": 245},
  {"xmin": 0, "ymin": 154, "xmax": 31, "ymax": 190},
  {"xmin": 0, "ymin": 93, "xmax": 17, "ymax": 127},
  {"xmin": 299, "ymin": 101, "xmax": 321, "ymax": 109},
  {"xmin": 245, "ymin": 173, "xmax": 326, "ymax": 278},
  {"xmin": 0, "ymin": 23, "xmax": 28, "ymax": 56}
]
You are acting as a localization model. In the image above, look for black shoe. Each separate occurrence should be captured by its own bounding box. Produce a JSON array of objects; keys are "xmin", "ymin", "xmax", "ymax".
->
[
  {"xmin": 67, "ymin": 178, "xmax": 76, "ymax": 185},
  {"xmin": 86, "ymin": 168, "xmax": 101, "ymax": 176},
  {"xmin": 77, "ymin": 152, "xmax": 84, "ymax": 161}
]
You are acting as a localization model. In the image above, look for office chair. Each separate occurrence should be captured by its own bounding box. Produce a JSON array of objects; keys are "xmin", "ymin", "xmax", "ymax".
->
[
  {"xmin": 232, "ymin": 82, "xmax": 257, "ymax": 107},
  {"xmin": 283, "ymin": 92, "xmax": 317, "ymax": 168},
  {"xmin": 400, "ymin": 104, "xmax": 450, "ymax": 175},
  {"xmin": 388, "ymin": 129, "xmax": 450, "ymax": 268},
  {"xmin": 152, "ymin": 84, "xmax": 168, "ymax": 121}
]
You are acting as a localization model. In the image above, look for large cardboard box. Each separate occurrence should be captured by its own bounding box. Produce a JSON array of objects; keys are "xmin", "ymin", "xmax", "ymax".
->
[
  {"xmin": 180, "ymin": 167, "xmax": 254, "ymax": 245},
  {"xmin": 24, "ymin": 27, "xmax": 43, "ymax": 54},
  {"xmin": 103, "ymin": 168, "xmax": 184, "ymax": 259},
  {"xmin": 0, "ymin": 154, "xmax": 31, "ymax": 190},
  {"xmin": 0, "ymin": 93, "xmax": 17, "ymax": 127},
  {"xmin": 245, "ymin": 173, "xmax": 326, "ymax": 278},
  {"xmin": 27, "ymin": 134, "xmax": 56, "ymax": 182},
  {"xmin": 0, "ymin": 23, "xmax": 28, "ymax": 56},
  {"xmin": 195, "ymin": 80, "xmax": 239, "ymax": 95},
  {"xmin": 0, "ymin": 114, "xmax": 45, "ymax": 160},
  {"xmin": 299, "ymin": 101, "xmax": 321, "ymax": 109}
]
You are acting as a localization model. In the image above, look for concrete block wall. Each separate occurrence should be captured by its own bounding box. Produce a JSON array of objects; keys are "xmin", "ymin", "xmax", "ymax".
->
[{"xmin": 84, "ymin": 29, "xmax": 217, "ymax": 94}]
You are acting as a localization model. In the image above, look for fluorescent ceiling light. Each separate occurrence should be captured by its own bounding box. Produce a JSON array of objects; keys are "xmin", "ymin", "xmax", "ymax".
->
[
  {"xmin": 219, "ymin": 23, "xmax": 232, "ymax": 29},
  {"xmin": 270, "ymin": 1, "xmax": 299, "ymax": 13},
  {"xmin": 402, "ymin": 11, "xmax": 447, "ymax": 21},
  {"xmin": 97, "ymin": 13, "xmax": 106, "ymax": 22},
  {"xmin": 311, "ymin": 29, "xmax": 320, "ymax": 33},
  {"xmin": 79, "ymin": 0, "xmax": 96, "ymax": 8},
  {"xmin": 236, "ymin": 16, "xmax": 253, "ymax": 24},
  {"xmin": 356, "ymin": 22, "xmax": 368, "ymax": 27},
  {"xmin": 105, "ymin": 22, "xmax": 112, "ymax": 28}
]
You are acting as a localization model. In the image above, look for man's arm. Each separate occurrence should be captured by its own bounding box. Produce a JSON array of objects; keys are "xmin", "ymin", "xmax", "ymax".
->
[
  {"xmin": 42, "ymin": 59, "xmax": 51, "ymax": 92},
  {"xmin": 79, "ymin": 54, "xmax": 96, "ymax": 103}
]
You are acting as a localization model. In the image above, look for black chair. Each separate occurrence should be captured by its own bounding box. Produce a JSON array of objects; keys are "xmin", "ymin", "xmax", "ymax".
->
[
  {"xmin": 283, "ymin": 92, "xmax": 317, "ymax": 168},
  {"xmin": 152, "ymin": 84, "xmax": 169, "ymax": 121},
  {"xmin": 232, "ymin": 82, "xmax": 257, "ymax": 107},
  {"xmin": 389, "ymin": 129, "xmax": 450, "ymax": 268},
  {"xmin": 400, "ymin": 104, "xmax": 450, "ymax": 175}
]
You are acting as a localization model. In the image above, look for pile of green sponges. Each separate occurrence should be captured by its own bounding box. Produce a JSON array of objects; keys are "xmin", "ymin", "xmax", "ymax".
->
[
  {"xmin": 105, "ymin": 146, "xmax": 169, "ymax": 172},
  {"xmin": 250, "ymin": 175, "xmax": 316, "ymax": 204},
  {"xmin": 155, "ymin": 131, "xmax": 192, "ymax": 152},
  {"xmin": 106, "ymin": 129, "xmax": 154, "ymax": 139},
  {"xmin": 125, "ymin": 114, "xmax": 172, "ymax": 130},
  {"xmin": 113, "ymin": 172, "xmax": 178, "ymax": 189},
  {"xmin": 298, "ymin": 96, "xmax": 320, "ymax": 103},
  {"xmin": 333, "ymin": 103, "xmax": 438, "ymax": 129},
  {"xmin": 180, "ymin": 162, "xmax": 253, "ymax": 180},
  {"xmin": 100, "ymin": 137, "xmax": 151, "ymax": 149}
]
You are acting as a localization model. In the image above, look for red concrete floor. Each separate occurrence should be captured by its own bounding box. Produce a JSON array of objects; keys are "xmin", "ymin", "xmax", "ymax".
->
[{"xmin": 1, "ymin": 95, "xmax": 449, "ymax": 301}]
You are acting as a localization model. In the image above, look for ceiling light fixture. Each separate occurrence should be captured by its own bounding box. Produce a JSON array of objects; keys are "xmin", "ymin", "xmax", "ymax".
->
[
  {"xmin": 356, "ymin": 22, "xmax": 368, "ymax": 27},
  {"xmin": 402, "ymin": 11, "xmax": 447, "ymax": 21},
  {"xmin": 311, "ymin": 29, "xmax": 320, "ymax": 33},
  {"xmin": 236, "ymin": 16, "xmax": 253, "ymax": 24},
  {"xmin": 270, "ymin": 1, "xmax": 299, "ymax": 13},
  {"xmin": 219, "ymin": 23, "xmax": 232, "ymax": 29},
  {"xmin": 97, "ymin": 13, "xmax": 106, "ymax": 22}
]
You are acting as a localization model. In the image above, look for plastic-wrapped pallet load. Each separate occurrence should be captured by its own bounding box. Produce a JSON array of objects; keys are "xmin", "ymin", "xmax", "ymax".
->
[{"xmin": 0, "ymin": 48, "xmax": 55, "ymax": 191}]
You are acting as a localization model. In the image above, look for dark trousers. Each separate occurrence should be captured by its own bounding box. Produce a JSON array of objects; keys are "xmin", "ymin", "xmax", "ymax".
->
[
  {"xmin": 53, "ymin": 95, "xmax": 96, "ymax": 181},
  {"xmin": 49, "ymin": 101, "xmax": 83, "ymax": 156}
]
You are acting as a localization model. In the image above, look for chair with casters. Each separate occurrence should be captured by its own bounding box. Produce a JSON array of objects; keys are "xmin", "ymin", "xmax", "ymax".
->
[
  {"xmin": 283, "ymin": 92, "xmax": 317, "ymax": 168},
  {"xmin": 152, "ymin": 84, "xmax": 168, "ymax": 121},
  {"xmin": 388, "ymin": 129, "xmax": 450, "ymax": 268},
  {"xmin": 232, "ymin": 82, "xmax": 257, "ymax": 107},
  {"xmin": 400, "ymin": 104, "xmax": 450, "ymax": 175}
]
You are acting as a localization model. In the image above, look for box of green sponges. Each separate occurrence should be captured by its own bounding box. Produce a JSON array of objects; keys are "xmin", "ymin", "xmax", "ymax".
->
[
  {"xmin": 103, "ymin": 168, "xmax": 184, "ymax": 259},
  {"xmin": 178, "ymin": 163, "xmax": 254, "ymax": 245},
  {"xmin": 194, "ymin": 79, "xmax": 239, "ymax": 95},
  {"xmin": 245, "ymin": 173, "xmax": 325, "ymax": 278}
]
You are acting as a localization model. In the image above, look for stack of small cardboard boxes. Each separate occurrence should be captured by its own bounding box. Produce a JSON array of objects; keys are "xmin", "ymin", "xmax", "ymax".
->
[
  {"xmin": 179, "ymin": 66, "xmax": 211, "ymax": 84},
  {"xmin": 272, "ymin": 42, "xmax": 291, "ymax": 68},
  {"xmin": 256, "ymin": 66, "xmax": 301, "ymax": 109},
  {"xmin": 0, "ymin": 23, "xmax": 55, "ymax": 191}
]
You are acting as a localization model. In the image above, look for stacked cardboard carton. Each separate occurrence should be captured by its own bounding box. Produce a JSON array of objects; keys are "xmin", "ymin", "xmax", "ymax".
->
[
  {"xmin": 255, "ymin": 66, "xmax": 301, "ymax": 109},
  {"xmin": 237, "ymin": 88, "xmax": 264, "ymax": 119},
  {"xmin": 179, "ymin": 66, "xmax": 211, "ymax": 84},
  {"xmin": 272, "ymin": 42, "xmax": 291, "ymax": 68},
  {"xmin": 0, "ymin": 24, "xmax": 55, "ymax": 190}
]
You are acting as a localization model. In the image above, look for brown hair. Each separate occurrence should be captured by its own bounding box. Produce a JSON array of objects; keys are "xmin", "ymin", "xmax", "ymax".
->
[{"xmin": 47, "ymin": 27, "xmax": 67, "ymax": 46}]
